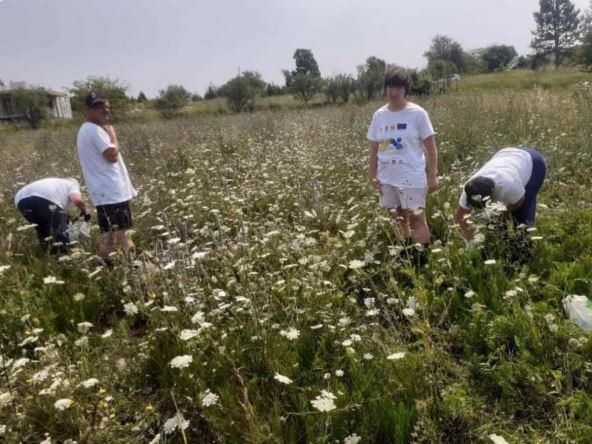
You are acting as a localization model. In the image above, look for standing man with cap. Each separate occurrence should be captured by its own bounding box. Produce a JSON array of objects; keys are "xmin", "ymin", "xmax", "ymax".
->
[
  {"xmin": 76, "ymin": 91, "xmax": 137, "ymax": 264},
  {"xmin": 15, "ymin": 177, "xmax": 91, "ymax": 254},
  {"xmin": 455, "ymin": 147, "xmax": 547, "ymax": 245}
]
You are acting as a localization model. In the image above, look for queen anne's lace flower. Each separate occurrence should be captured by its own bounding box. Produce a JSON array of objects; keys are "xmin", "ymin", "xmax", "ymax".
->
[
  {"xmin": 54, "ymin": 398, "xmax": 74, "ymax": 411},
  {"xmin": 311, "ymin": 390, "xmax": 337, "ymax": 412},
  {"xmin": 169, "ymin": 355, "xmax": 193, "ymax": 369}
]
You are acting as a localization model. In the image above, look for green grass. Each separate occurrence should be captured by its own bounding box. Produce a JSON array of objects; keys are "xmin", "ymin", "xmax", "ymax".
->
[
  {"xmin": 458, "ymin": 67, "xmax": 592, "ymax": 93},
  {"xmin": 2, "ymin": 81, "xmax": 592, "ymax": 442}
]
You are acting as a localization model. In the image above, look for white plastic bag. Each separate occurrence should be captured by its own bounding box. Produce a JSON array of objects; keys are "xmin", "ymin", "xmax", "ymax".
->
[
  {"xmin": 68, "ymin": 221, "xmax": 92, "ymax": 243},
  {"xmin": 563, "ymin": 295, "xmax": 592, "ymax": 331}
]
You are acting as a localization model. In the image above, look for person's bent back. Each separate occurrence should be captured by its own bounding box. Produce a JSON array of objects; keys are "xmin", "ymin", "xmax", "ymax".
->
[{"xmin": 15, "ymin": 178, "xmax": 91, "ymax": 254}]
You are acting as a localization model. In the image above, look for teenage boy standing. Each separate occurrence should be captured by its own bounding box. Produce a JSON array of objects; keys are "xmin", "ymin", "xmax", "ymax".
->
[{"xmin": 367, "ymin": 67, "xmax": 439, "ymax": 257}]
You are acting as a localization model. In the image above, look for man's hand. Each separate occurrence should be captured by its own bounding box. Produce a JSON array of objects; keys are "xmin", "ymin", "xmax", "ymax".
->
[
  {"xmin": 427, "ymin": 174, "xmax": 439, "ymax": 193},
  {"xmin": 102, "ymin": 124, "xmax": 118, "ymax": 145},
  {"xmin": 83, "ymin": 210, "xmax": 92, "ymax": 222}
]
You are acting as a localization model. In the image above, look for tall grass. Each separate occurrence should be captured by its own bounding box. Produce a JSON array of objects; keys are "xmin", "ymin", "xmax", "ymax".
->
[{"xmin": 1, "ymin": 86, "xmax": 592, "ymax": 442}]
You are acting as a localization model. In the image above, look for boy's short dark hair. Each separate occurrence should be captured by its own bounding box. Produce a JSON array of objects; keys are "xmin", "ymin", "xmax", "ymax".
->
[
  {"xmin": 384, "ymin": 66, "xmax": 412, "ymax": 96},
  {"xmin": 464, "ymin": 176, "xmax": 495, "ymax": 209}
]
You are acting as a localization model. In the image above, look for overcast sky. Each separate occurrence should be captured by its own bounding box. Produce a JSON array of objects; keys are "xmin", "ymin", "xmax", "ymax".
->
[{"xmin": 1, "ymin": 0, "xmax": 590, "ymax": 97}]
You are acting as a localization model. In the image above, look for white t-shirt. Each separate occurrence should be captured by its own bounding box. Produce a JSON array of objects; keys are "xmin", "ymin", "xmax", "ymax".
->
[
  {"xmin": 367, "ymin": 102, "xmax": 436, "ymax": 188},
  {"xmin": 15, "ymin": 178, "xmax": 80, "ymax": 210},
  {"xmin": 76, "ymin": 122, "xmax": 137, "ymax": 206},
  {"xmin": 459, "ymin": 147, "xmax": 533, "ymax": 209}
]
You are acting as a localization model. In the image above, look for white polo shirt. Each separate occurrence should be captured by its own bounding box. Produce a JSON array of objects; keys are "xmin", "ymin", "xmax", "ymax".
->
[
  {"xmin": 76, "ymin": 122, "xmax": 137, "ymax": 206},
  {"xmin": 459, "ymin": 147, "xmax": 533, "ymax": 209},
  {"xmin": 367, "ymin": 102, "xmax": 436, "ymax": 188},
  {"xmin": 15, "ymin": 178, "xmax": 80, "ymax": 210}
]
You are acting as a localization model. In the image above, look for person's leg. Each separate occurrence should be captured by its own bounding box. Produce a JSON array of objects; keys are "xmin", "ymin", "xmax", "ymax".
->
[
  {"xmin": 408, "ymin": 210, "xmax": 430, "ymax": 244},
  {"xmin": 111, "ymin": 201, "xmax": 134, "ymax": 257},
  {"xmin": 380, "ymin": 185, "xmax": 410, "ymax": 242},
  {"xmin": 115, "ymin": 229, "xmax": 135, "ymax": 257},
  {"xmin": 97, "ymin": 201, "xmax": 135, "ymax": 262},
  {"xmin": 403, "ymin": 188, "xmax": 430, "ymax": 245},
  {"xmin": 97, "ymin": 204, "xmax": 115, "ymax": 261},
  {"xmin": 99, "ymin": 232, "xmax": 116, "ymax": 259},
  {"xmin": 48, "ymin": 206, "xmax": 70, "ymax": 254},
  {"xmin": 513, "ymin": 148, "xmax": 547, "ymax": 225},
  {"xmin": 18, "ymin": 197, "xmax": 53, "ymax": 251}
]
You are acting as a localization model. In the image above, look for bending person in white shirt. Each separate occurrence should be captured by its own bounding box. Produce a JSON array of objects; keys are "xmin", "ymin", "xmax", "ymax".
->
[
  {"xmin": 455, "ymin": 147, "xmax": 547, "ymax": 243},
  {"xmin": 15, "ymin": 177, "xmax": 91, "ymax": 254},
  {"xmin": 76, "ymin": 91, "xmax": 138, "ymax": 264}
]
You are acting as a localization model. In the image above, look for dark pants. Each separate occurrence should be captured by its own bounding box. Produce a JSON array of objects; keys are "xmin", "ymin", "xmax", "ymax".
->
[
  {"xmin": 17, "ymin": 196, "xmax": 69, "ymax": 253},
  {"xmin": 511, "ymin": 148, "xmax": 546, "ymax": 225}
]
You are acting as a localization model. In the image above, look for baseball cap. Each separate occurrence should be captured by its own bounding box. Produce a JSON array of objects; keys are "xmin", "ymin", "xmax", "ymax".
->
[{"xmin": 85, "ymin": 91, "xmax": 107, "ymax": 108}]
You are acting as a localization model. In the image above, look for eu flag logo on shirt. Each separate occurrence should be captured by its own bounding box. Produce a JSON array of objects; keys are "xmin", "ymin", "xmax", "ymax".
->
[{"xmin": 397, "ymin": 123, "xmax": 407, "ymax": 130}]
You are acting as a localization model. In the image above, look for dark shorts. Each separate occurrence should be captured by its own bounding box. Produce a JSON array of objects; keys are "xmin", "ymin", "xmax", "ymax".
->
[
  {"xmin": 17, "ymin": 196, "xmax": 69, "ymax": 252},
  {"xmin": 511, "ymin": 147, "xmax": 547, "ymax": 225},
  {"xmin": 96, "ymin": 201, "xmax": 133, "ymax": 233}
]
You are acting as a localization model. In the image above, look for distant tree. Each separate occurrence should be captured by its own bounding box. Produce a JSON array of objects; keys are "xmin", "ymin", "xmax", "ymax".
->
[
  {"xmin": 409, "ymin": 70, "xmax": 432, "ymax": 96},
  {"xmin": 220, "ymin": 75, "xmax": 257, "ymax": 112},
  {"xmin": 289, "ymin": 73, "xmax": 323, "ymax": 105},
  {"xmin": 481, "ymin": 45, "xmax": 519, "ymax": 71},
  {"xmin": 463, "ymin": 49, "xmax": 488, "ymax": 74},
  {"xmin": 283, "ymin": 49, "xmax": 321, "ymax": 88},
  {"xmin": 239, "ymin": 71, "xmax": 267, "ymax": 93},
  {"xmin": 0, "ymin": 79, "xmax": 4, "ymax": 87},
  {"xmin": 531, "ymin": 0, "xmax": 581, "ymax": 68},
  {"xmin": 427, "ymin": 59, "xmax": 458, "ymax": 80},
  {"xmin": 204, "ymin": 84, "xmax": 219, "ymax": 100},
  {"xmin": 576, "ymin": 2, "xmax": 592, "ymax": 69},
  {"xmin": 292, "ymin": 49, "xmax": 321, "ymax": 77},
  {"xmin": 356, "ymin": 56, "xmax": 386, "ymax": 101},
  {"xmin": 137, "ymin": 91, "xmax": 147, "ymax": 103},
  {"xmin": 265, "ymin": 83, "xmax": 285, "ymax": 96},
  {"xmin": 424, "ymin": 35, "xmax": 467, "ymax": 72},
  {"xmin": 154, "ymin": 84, "xmax": 190, "ymax": 119},
  {"xmin": 70, "ymin": 76, "xmax": 131, "ymax": 118},
  {"xmin": 12, "ymin": 88, "xmax": 51, "ymax": 129},
  {"xmin": 191, "ymin": 93, "xmax": 203, "ymax": 102},
  {"xmin": 324, "ymin": 74, "xmax": 355, "ymax": 103}
]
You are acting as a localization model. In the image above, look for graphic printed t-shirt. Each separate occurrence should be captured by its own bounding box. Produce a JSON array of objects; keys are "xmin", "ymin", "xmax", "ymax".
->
[
  {"xmin": 76, "ymin": 122, "xmax": 137, "ymax": 206},
  {"xmin": 15, "ymin": 178, "xmax": 80, "ymax": 210},
  {"xmin": 367, "ymin": 103, "xmax": 436, "ymax": 188},
  {"xmin": 459, "ymin": 147, "xmax": 533, "ymax": 209}
]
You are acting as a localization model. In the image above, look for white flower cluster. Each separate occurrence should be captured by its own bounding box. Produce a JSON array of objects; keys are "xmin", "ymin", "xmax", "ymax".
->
[
  {"xmin": 311, "ymin": 390, "xmax": 337, "ymax": 412},
  {"xmin": 169, "ymin": 355, "xmax": 193, "ymax": 369}
]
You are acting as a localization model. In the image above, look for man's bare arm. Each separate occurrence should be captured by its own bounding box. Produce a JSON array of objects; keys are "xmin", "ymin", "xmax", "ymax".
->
[
  {"xmin": 103, "ymin": 147, "xmax": 119, "ymax": 163},
  {"xmin": 69, "ymin": 193, "xmax": 91, "ymax": 217}
]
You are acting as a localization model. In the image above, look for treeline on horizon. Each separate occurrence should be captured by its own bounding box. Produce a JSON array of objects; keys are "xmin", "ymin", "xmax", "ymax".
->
[{"xmin": 3, "ymin": 0, "xmax": 592, "ymax": 128}]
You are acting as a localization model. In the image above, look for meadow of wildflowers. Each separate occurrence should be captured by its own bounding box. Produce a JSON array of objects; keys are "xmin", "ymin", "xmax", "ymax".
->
[{"xmin": 2, "ymin": 85, "xmax": 592, "ymax": 442}]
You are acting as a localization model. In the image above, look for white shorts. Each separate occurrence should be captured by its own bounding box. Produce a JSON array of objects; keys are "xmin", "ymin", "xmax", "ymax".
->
[{"xmin": 379, "ymin": 185, "xmax": 426, "ymax": 210}]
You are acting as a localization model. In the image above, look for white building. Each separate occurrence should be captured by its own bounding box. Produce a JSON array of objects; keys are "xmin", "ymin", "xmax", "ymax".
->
[{"xmin": 0, "ymin": 82, "xmax": 72, "ymax": 121}]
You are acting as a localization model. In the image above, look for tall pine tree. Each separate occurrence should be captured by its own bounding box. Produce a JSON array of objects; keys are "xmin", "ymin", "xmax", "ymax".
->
[{"xmin": 531, "ymin": 0, "xmax": 581, "ymax": 68}]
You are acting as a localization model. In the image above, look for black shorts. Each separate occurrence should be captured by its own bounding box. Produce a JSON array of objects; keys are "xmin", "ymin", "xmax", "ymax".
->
[{"xmin": 96, "ymin": 201, "xmax": 133, "ymax": 233}]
